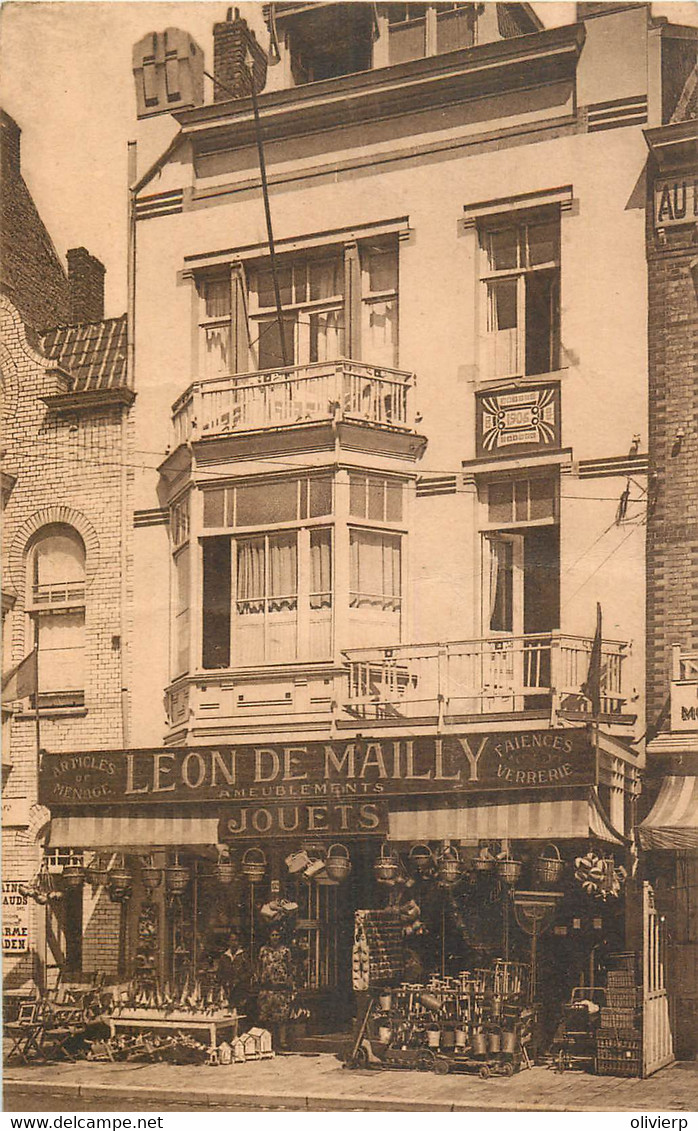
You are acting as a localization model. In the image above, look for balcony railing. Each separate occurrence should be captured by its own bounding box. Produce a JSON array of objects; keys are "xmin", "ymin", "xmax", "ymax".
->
[
  {"xmin": 342, "ymin": 633, "xmax": 629, "ymax": 719},
  {"xmin": 172, "ymin": 359, "xmax": 416, "ymax": 446}
]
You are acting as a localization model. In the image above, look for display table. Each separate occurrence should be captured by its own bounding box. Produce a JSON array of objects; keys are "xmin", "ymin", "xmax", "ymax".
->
[{"xmin": 108, "ymin": 1011, "xmax": 243, "ymax": 1051}]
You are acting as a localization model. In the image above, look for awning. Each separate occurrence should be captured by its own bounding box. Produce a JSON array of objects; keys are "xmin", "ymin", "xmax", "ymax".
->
[
  {"xmin": 388, "ymin": 791, "xmax": 624, "ymax": 845},
  {"xmin": 637, "ymin": 775, "xmax": 698, "ymax": 850},
  {"xmin": 48, "ymin": 813, "xmax": 220, "ymax": 848}
]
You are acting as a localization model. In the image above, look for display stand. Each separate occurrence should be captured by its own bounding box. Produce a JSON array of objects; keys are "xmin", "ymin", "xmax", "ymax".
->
[{"xmin": 512, "ymin": 891, "xmax": 563, "ymax": 999}]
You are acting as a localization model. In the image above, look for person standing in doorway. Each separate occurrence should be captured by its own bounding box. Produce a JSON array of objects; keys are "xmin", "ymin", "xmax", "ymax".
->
[
  {"xmin": 217, "ymin": 928, "xmax": 252, "ymax": 1016},
  {"xmin": 257, "ymin": 926, "xmax": 294, "ymax": 1050}
]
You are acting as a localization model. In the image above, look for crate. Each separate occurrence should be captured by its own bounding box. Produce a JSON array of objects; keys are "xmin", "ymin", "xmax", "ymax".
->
[
  {"xmin": 597, "ymin": 1035, "xmax": 640, "ymax": 1052},
  {"xmin": 596, "ymin": 1054, "xmax": 641, "ymax": 1077},
  {"xmin": 607, "ymin": 971, "xmax": 636, "ymax": 989},
  {"xmin": 606, "ymin": 989, "xmax": 640, "ymax": 1009},
  {"xmin": 600, "ymin": 1007, "xmax": 638, "ymax": 1029},
  {"xmin": 607, "ymin": 953, "xmax": 637, "ymax": 974}
]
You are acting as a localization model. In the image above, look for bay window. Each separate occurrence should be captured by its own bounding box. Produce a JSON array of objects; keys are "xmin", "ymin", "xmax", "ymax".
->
[
  {"xmin": 481, "ymin": 214, "xmax": 560, "ymax": 380},
  {"xmin": 349, "ymin": 529, "xmax": 402, "ymax": 647}
]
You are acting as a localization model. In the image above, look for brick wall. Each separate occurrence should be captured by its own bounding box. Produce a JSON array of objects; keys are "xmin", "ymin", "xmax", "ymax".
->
[
  {"xmin": 1, "ymin": 294, "xmax": 129, "ymax": 986},
  {"xmin": 213, "ymin": 9, "xmax": 267, "ymax": 101},
  {"xmin": 0, "ymin": 112, "xmax": 71, "ymax": 332},
  {"xmin": 646, "ymin": 171, "xmax": 698, "ymax": 724},
  {"xmin": 67, "ymin": 247, "xmax": 105, "ymax": 325}
]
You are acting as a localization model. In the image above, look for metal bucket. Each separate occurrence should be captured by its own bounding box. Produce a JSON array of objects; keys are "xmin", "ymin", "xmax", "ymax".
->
[
  {"xmin": 426, "ymin": 1029, "xmax": 441, "ymax": 1049},
  {"xmin": 472, "ymin": 1030, "xmax": 487, "ymax": 1055},
  {"xmin": 325, "ymin": 844, "xmax": 352, "ymax": 882}
]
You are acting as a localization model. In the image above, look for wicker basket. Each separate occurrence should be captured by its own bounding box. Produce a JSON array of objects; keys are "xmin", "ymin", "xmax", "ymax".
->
[
  {"xmin": 408, "ymin": 843, "xmax": 435, "ymax": 877},
  {"xmin": 374, "ymin": 844, "xmax": 400, "ymax": 882},
  {"xmin": 472, "ymin": 855, "xmax": 495, "ymax": 873},
  {"xmin": 141, "ymin": 865, "xmax": 162, "ymax": 892},
  {"xmin": 165, "ymin": 862, "xmax": 190, "ymax": 894},
  {"xmin": 215, "ymin": 860, "xmax": 236, "ymax": 884},
  {"xmin": 241, "ymin": 847, "xmax": 266, "ymax": 882},
  {"xmin": 62, "ymin": 864, "xmax": 85, "ymax": 888},
  {"xmin": 535, "ymin": 843, "xmax": 564, "ymax": 886},
  {"xmin": 438, "ymin": 846, "xmax": 462, "ymax": 885},
  {"xmin": 325, "ymin": 843, "xmax": 352, "ymax": 882},
  {"xmin": 496, "ymin": 858, "xmax": 523, "ymax": 885},
  {"xmin": 600, "ymin": 1007, "xmax": 638, "ymax": 1029}
]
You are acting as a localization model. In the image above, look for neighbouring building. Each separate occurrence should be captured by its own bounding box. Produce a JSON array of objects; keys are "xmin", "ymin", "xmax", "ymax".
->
[
  {"xmin": 30, "ymin": 2, "xmax": 695, "ymax": 1069},
  {"xmin": 638, "ymin": 56, "xmax": 698, "ymax": 1059},
  {"xmin": 1, "ymin": 109, "xmax": 133, "ymax": 992}
]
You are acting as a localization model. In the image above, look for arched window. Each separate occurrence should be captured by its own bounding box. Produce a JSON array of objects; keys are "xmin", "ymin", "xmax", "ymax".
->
[{"xmin": 26, "ymin": 525, "xmax": 86, "ymax": 706}]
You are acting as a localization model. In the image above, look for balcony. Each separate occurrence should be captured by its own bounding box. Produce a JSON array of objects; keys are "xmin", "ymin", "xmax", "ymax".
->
[
  {"xmin": 342, "ymin": 633, "xmax": 630, "ymax": 722},
  {"xmin": 172, "ymin": 359, "xmax": 417, "ymax": 447}
]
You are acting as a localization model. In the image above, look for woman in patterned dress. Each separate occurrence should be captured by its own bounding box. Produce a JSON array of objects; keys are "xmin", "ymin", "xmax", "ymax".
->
[{"xmin": 257, "ymin": 926, "xmax": 294, "ymax": 1049}]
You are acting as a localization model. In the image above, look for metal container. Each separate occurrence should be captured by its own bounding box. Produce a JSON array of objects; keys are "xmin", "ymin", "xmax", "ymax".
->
[{"xmin": 325, "ymin": 843, "xmax": 352, "ymax": 882}]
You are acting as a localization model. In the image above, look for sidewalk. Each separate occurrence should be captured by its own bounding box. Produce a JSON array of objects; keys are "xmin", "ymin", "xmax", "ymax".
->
[{"xmin": 4, "ymin": 1054, "xmax": 698, "ymax": 1112}]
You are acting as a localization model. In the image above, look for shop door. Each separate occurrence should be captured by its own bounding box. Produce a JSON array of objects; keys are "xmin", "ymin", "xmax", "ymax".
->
[{"xmin": 642, "ymin": 881, "xmax": 674, "ymax": 1077}]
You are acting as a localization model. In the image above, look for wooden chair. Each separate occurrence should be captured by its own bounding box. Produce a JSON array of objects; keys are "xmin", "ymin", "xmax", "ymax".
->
[{"xmin": 5, "ymin": 1001, "xmax": 44, "ymax": 1063}]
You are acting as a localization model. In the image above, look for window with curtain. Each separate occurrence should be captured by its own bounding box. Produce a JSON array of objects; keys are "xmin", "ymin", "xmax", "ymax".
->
[
  {"xmin": 250, "ymin": 253, "xmax": 345, "ymax": 370},
  {"xmin": 361, "ymin": 241, "xmax": 399, "ymax": 369},
  {"xmin": 350, "ymin": 530, "xmax": 401, "ymax": 611},
  {"xmin": 173, "ymin": 546, "xmax": 190, "ymax": 678},
  {"xmin": 26, "ymin": 525, "xmax": 86, "ymax": 705},
  {"xmin": 235, "ymin": 533, "xmax": 299, "ymax": 664},
  {"xmin": 198, "ymin": 277, "xmax": 233, "ymax": 378},
  {"xmin": 480, "ymin": 213, "xmax": 560, "ymax": 380}
]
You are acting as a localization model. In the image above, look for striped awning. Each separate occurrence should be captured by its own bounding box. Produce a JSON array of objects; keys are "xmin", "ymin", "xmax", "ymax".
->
[
  {"xmin": 637, "ymin": 775, "xmax": 698, "ymax": 850},
  {"xmin": 48, "ymin": 813, "xmax": 220, "ymax": 848},
  {"xmin": 388, "ymin": 792, "xmax": 624, "ymax": 844}
]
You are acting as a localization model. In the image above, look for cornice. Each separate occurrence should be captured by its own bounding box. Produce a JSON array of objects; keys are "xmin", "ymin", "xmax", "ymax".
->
[
  {"xmin": 644, "ymin": 119, "xmax": 698, "ymax": 170},
  {"xmin": 173, "ymin": 24, "xmax": 584, "ymax": 156}
]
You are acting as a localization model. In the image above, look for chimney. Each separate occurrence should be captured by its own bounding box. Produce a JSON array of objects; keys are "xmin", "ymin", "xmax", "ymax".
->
[
  {"xmin": 1, "ymin": 111, "xmax": 21, "ymax": 178},
  {"xmin": 67, "ymin": 247, "xmax": 105, "ymax": 324},
  {"xmin": 213, "ymin": 8, "xmax": 268, "ymax": 102}
]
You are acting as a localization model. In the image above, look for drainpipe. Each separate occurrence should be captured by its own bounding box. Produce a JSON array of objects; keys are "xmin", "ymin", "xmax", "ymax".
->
[{"xmin": 120, "ymin": 140, "xmax": 137, "ymax": 747}]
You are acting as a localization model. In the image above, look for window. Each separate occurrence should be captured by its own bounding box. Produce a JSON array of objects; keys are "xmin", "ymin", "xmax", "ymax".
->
[
  {"xmin": 250, "ymin": 254, "xmax": 345, "ymax": 370},
  {"xmin": 286, "ymin": 5, "xmax": 373, "ymax": 85},
  {"xmin": 26, "ymin": 525, "xmax": 86, "ymax": 706},
  {"xmin": 349, "ymin": 474, "xmax": 403, "ymax": 522},
  {"xmin": 388, "ymin": 5, "xmax": 427, "ymax": 65},
  {"xmin": 349, "ymin": 529, "xmax": 402, "ymax": 647},
  {"xmin": 486, "ymin": 475, "xmax": 556, "ymax": 526},
  {"xmin": 235, "ymin": 533, "xmax": 298, "ymax": 665},
  {"xmin": 480, "ymin": 214, "xmax": 560, "ymax": 379},
  {"xmin": 173, "ymin": 546, "xmax": 190, "ymax": 678},
  {"xmin": 171, "ymin": 495, "xmax": 190, "ymax": 547},
  {"xmin": 203, "ymin": 475, "xmax": 333, "ymax": 529},
  {"xmin": 196, "ymin": 235, "xmax": 399, "ymax": 378}
]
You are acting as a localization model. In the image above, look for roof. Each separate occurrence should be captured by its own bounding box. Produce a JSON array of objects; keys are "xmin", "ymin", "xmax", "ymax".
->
[{"xmin": 42, "ymin": 315, "xmax": 128, "ymax": 392}]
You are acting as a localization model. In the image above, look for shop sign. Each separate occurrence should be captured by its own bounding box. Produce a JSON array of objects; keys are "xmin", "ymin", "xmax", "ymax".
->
[
  {"xmin": 39, "ymin": 729, "xmax": 593, "ymax": 807},
  {"xmin": 671, "ymin": 680, "xmax": 698, "ymax": 732},
  {"xmin": 475, "ymin": 383, "xmax": 560, "ymax": 459},
  {"xmin": 2, "ymin": 880, "xmax": 29, "ymax": 953},
  {"xmin": 654, "ymin": 176, "xmax": 698, "ymax": 228},
  {"xmin": 219, "ymin": 800, "xmax": 389, "ymax": 839}
]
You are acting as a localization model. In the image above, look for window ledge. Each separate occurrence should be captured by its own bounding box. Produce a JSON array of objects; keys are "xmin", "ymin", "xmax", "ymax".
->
[
  {"xmin": 475, "ymin": 368, "xmax": 570, "ymax": 391},
  {"xmin": 15, "ymin": 706, "xmax": 88, "ymax": 721}
]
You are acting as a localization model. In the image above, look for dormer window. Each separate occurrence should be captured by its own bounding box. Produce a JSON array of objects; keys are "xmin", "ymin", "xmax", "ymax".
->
[{"xmin": 286, "ymin": 4, "xmax": 374, "ymax": 85}]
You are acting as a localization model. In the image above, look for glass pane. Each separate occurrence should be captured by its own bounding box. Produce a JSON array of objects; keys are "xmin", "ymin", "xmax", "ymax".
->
[
  {"xmin": 309, "ymin": 476, "xmax": 333, "ymax": 517},
  {"xmin": 256, "ymin": 265, "xmax": 292, "ymax": 309},
  {"xmin": 386, "ymin": 480, "xmax": 403, "ymax": 522},
  {"xmin": 175, "ymin": 547, "xmax": 190, "ymax": 616},
  {"xmin": 38, "ymin": 611, "xmax": 85, "ymax": 692},
  {"xmin": 488, "ymin": 481, "xmax": 513, "ymax": 524},
  {"xmin": 488, "ymin": 278, "xmax": 517, "ymax": 331},
  {"xmin": 203, "ymin": 325, "xmax": 232, "ymax": 377},
  {"xmin": 350, "ymin": 530, "xmax": 401, "ymax": 607},
  {"xmin": 237, "ymin": 538, "xmax": 265, "ymax": 607},
  {"xmin": 489, "ymin": 540, "xmax": 513, "ymax": 633},
  {"xmin": 368, "ymin": 477, "xmax": 385, "ymax": 521},
  {"xmin": 529, "ymin": 477, "xmax": 555, "ymax": 521},
  {"xmin": 203, "ymin": 489, "xmax": 226, "ymax": 528},
  {"xmin": 310, "ymin": 309, "xmax": 344, "ymax": 363},
  {"xmin": 236, "ymin": 479, "xmax": 299, "ymax": 526},
  {"xmin": 364, "ymin": 298, "xmax": 398, "ymax": 368},
  {"xmin": 202, "ymin": 278, "xmax": 231, "ymax": 318},
  {"xmin": 35, "ymin": 531, "xmax": 85, "ymax": 586},
  {"xmin": 202, "ymin": 538, "xmax": 231, "ymax": 670},
  {"xmin": 309, "ymin": 256, "xmax": 343, "ymax": 301},
  {"xmin": 365, "ymin": 243, "xmax": 398, "ymax": 293},
  {"xmin": 514, "ymin": 479, "xmax": 528, "ymax": 523},
  {"xmin": 487, "ymin": 228, "xmax": 518, "ymax": 271},
  {"xmin": 299, "ymin": 477, "xmax": 309, "ymax": 520},
  {"xmin": 268, "ymin": 533, "xmax": 298, "ymax": 606},
  {"xmin": 257, "ymin": 316, "xmax": 295, "ymax": 370},
  {"xmin": 310, "ymin": 528, "xmax": 332, "ymax": 607},
  {"xmin": 525, "ymin": 270, "xmax": 558, "ymax": 376},
  {"xmin": 527, "ymin": 220, "xmax": 558, "ymax": 266},
  {"xmin": 349, "ymin": 474, "xmax": 367, "ymax": 518}
]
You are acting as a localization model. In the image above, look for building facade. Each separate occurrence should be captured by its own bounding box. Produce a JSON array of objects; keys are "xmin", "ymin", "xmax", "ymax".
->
[
  {"xmin": 27, "ymin": 1, "xmax": 696, "ymax": 1055},
  {"xmin": 1, "ymin": 110, "xmax": 132, "ymax": 990},
  {"xmin": 638, "ymin": 57, "xmax": 698, "ymax": 1058}
]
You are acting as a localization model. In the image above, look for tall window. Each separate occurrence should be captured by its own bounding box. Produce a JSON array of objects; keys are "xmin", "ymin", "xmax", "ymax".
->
[
  {"xmin": 249, "ymin": 253, "xmax": 345, "ymax": 370},
  {"xmin": 196, "ymin": 236, "xmax": 399, "ymax": 378},
  {"xmin": 480, "ymin": 214, "xmax": 560, "ymax": 379},
  {"xmin": 27, "ymin": 526, "xmax": 86, "ymax": 706}
]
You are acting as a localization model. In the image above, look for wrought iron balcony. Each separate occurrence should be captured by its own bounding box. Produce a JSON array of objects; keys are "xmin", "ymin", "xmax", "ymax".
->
[
  {"xmin": 342, "ymin": 632, "xmax": 629, "ymax": 720},
  {"xmin": 172, "ymin": 359, "xmax": 416, "ymax": 446}
]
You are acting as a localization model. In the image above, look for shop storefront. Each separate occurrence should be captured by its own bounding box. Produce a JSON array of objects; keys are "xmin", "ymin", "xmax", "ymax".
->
[{"xmin": 38, "ymin": 727, "xmax": 635, "ymax": 1060}]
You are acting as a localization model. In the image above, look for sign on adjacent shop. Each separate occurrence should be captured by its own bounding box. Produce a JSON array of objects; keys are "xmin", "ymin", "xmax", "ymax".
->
[
  {"xmin": 2, "ymin": 880, "xmax": 29, "ymax": 953},
  {"xmin": 475, "ymin": 383, "xmax": 560, "ymax": 458},
  {"xmin": 671, "ymin": 680, "xmax": 698, "ymax": 732},
  {"xmin": 654, "ymin": 176, "xmax": 698, "ymax": 228},
  {"xmin": 39, "ymin": 729, "xmax": 594, "ymax": 808}
]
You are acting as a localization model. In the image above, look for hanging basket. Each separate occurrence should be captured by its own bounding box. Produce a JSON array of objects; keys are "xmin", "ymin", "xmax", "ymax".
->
[
  {"xmin": 496, "ymin": 857, "xmax": 523, "ymax": 885},
  {"xmin": 165, "ymin": 862, "xmax": 190, "ymax": 895},
  {"xmin": 535, "ymin": 843, "xmax": 564, "ymax": 886},
  {"xmin": 85, "ymin": 857, "xmax": 110, "ymax": 888},
  {"xmin": 109, "ymin": 866, "xmax": 133, "ymax": 896},
  {"xmin": 215, "ymin": 860, "xmax": 236, "ymax": 885},
  {"xmin": 374, "ymin": 843, "xmax": 400, "ymax": 882},
  {"xmin": 241, "ymin": 847, "xmax": 267, "ymax": 882},
  {"xmin": 141, "ymin": 863, "xmax": 162, "ymax": 892},
  {"xmin": 325, "ymin": 843, "xmax": 352, "ymax": 882},
  {"xmin": 61, "ymin": 864, "xmax": 85, "ymax": 888},
  {"xmin": 408, "ymin": 843, "xmax": 435, "ymax": 878},
  {"xmin": 472, "ymin": 848, "xmax": 496, "ymax": 873},
  {"xmin": 437, "ymin": 845, "xmax": 462, "ymax": 886}
]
